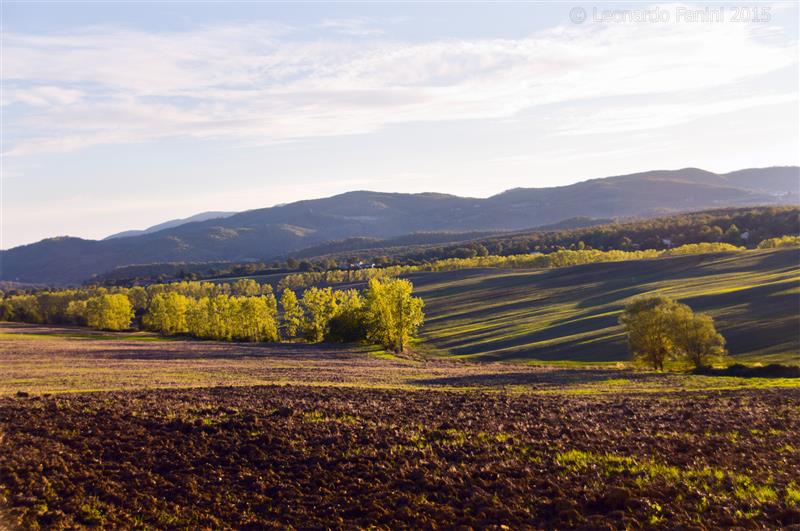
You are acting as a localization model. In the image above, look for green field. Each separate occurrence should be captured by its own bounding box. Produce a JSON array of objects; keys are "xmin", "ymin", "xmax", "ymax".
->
[{"xmin": 411, "ymin": 248, "xmax": 800, "ymax": 365}]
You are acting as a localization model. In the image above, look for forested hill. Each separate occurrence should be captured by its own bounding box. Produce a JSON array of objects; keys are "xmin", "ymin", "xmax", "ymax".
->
[{"xmin": 1, "ymin": 166, "xmax": 797, "ymax": 285}]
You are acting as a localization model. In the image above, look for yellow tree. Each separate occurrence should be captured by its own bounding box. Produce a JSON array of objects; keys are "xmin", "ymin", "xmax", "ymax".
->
[
  {"xmin": 86, "ymin": 294, "xmax": 134, "ymax": 331},
  {"xmin": 186, "ymin": 297, "xmax": 212, "ymax": 338},
  {"xmin": 143, "ymin": 292, "xmax": 190, "ymax": 335},
  {"xmin": 207, "ymin": 295, "xmax": 234, "ymax": 340},
  {"xmin": 232, "ymin": 279, "xmax": 262, "ymax": 297},
  {"xmin": 232, "ymin": 296, "xmax": 279, "ymax": 342},
  {"xmin": 301, "ymin": 287, "xmax": 338, "ymax": 342},
  {"xmin": 364, "ymin": 278, "xmax": 424, "ymax": 353},
  {"xmin": 280, "ymin": 289, "xmax": 304, "ymax": 339}
]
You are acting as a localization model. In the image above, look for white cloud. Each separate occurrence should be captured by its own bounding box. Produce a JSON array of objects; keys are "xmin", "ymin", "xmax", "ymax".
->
[
  {"xmin": 318, "ymin": 18, "xmax": 385, "ymax": 37},
  {"xmin": 2, "ymin": 7, "xmax": 797, "ymax": 156}
]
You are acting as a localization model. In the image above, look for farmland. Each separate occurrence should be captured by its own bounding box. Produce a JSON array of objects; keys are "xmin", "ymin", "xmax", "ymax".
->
[
  {"xmin": 414, "ymin": 248, "xmax": 800, "ymax": 365},
  {"xmin": 0, "ymin": 324, "xmax": 798, "ymax": 397},
  {"xmin": 1, "ymin": 248, "xmax": 799, "ymax": 529},
  {"xmin": 1, "ymin": 325, "xmax": 800, "ymax": 528},
  {"xmin": 2, "ymin": 381, "xmax": 800, "ymax": 527}
]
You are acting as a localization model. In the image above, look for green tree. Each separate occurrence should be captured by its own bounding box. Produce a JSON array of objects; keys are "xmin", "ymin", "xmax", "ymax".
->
[
  {"xmin": 280, "ymin": 289, "xmax": 304, "ymax": 339},
  {"xmin": 326, "ymin": 289, "xmax": 366, "ymax": 342},
  {"xmin": 618, "ymin": 295, "xmax": 678, "ymax": 371},
  {"xmin": 364, "ymin": 278, "xmax": 424, "ymax": 353},
  {"xmin": 86, "ymin": 294, "xmax": 133, "ymax": 331},
  {"xmin": 669, "ymin": 307, "xmax": 726, "ymax": 368},
  {"xmin": 36, "ymin": 291, "xmax": 75, "ymax": 323},
  {"xmin": 620, "ymin": 295, "xmax": 727, "ymax": 370},
  {"xmin": 66, "ymin": 300, "xmax": 88, "ymax": 325},
  {"xmin": 4, "ymin": 295, "xmax": 42, "ymax": 323},
  {"xmin": 143, "ymin": 292, "xmax": 190, "ymax": 335},
  {"xmin": 127, "ymin": 286, "xmax": 149, "ymax": 313},
  {"xmin": 232, "ymin": 279, "xmax": 261, "ymax": 297}
]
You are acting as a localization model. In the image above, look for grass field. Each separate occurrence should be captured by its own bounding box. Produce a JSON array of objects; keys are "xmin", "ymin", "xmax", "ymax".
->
[{"xmin": 412, "ymin": 248, "xmax": 800, "ymax": 365}]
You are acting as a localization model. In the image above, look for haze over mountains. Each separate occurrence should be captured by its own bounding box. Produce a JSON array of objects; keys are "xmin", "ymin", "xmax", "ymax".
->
[
  {"xmin": 104, "ymin": 211, "xmax": 236, "ymax": 240},
  {"xmin": 2, "ymin": 167, "xmax": 797, "ymax": 285}
]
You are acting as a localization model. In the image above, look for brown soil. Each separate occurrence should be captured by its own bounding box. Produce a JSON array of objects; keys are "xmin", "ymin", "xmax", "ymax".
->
[{"xmin": 1, "ymin": 386, "xmax": 798, "ymax": 529}]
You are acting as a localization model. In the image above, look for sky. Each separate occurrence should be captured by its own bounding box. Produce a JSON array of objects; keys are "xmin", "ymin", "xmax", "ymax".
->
[{"xmin": 1, "ymin": 1, "xmax": 798, "ymax": 249}]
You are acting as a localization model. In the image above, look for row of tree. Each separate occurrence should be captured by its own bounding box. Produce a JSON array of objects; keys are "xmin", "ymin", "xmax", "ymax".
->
[
  {"xmin": 0, "ymin": 278, "xmax": 425, "ymax": 353},
  {"xmin": 277, "ymin": 243, "xmax": 744, "ymax": 291},
  {"xmin": 619, "ymin": 295, "xmax": 726, "ymax": 370},
  {"xmin": 757, "ymin": 235, "xmax": 800, "ymax": 249},
  {"xmin": 91, "ymin": 207, "xmax": 798, "ymax": 286},
  {"xmin": 310, "ymin": 206, "xmax": 799, "ymax": 266}
]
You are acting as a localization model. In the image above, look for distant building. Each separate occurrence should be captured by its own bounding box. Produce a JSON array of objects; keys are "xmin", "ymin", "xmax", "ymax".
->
[{"xmin": 662, "ymin": 238, "xmax": 672, "ymax": 247}]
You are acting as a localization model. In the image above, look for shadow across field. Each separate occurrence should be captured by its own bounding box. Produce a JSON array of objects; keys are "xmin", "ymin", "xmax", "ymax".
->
[
  {"xmin": 416, "ymin": 249, "xmax": 800, "ymax": 364},
  {"xmin": 409, "ymin": 368, "xmax": 664, "ymax": 389}
]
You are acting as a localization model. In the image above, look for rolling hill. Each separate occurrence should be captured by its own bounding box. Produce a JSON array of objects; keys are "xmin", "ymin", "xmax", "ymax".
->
[
  {"xmin": 412, "ymin": 248, "xmax": 800, "ymax": 365},
  {"xmin": 1, "ymin": 166, "xmax": 797, "ymax": 285}
]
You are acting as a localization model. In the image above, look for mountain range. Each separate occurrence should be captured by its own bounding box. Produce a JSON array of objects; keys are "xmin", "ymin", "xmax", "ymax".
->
[
  {"xmin": 2, "ymin": 166, "xmax": 797, "ymax": 285},
  {"xmin": 103, "ymin": 211, "xmax": 236, "ymax": 240}
]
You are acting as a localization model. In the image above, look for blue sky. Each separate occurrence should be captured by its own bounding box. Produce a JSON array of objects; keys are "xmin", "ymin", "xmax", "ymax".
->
[{"xmin": 2, "ymin": 1, "xmax": 798, "ymax": 248}]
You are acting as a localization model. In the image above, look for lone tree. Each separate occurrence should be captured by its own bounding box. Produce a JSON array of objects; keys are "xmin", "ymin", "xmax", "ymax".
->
[
  {"xmin": 619, "ymin": 295, "xmax": 678, "ymax": 371},
  {"xmin": 619, "ymin": 295, "xmax": 726, "ymax": 370}
]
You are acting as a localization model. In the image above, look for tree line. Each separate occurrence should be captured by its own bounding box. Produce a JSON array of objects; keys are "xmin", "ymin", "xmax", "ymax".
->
[
  {"xmin": 277, "ymin": 243, "xmax": 746, "ymax": 291},
  {"xmin": 92, "ymin": 206, "xmax": 798, "ymax": 286},
  {"xmin": 300, "ymin": 206, "xmax": 800, "ymax": 266},
  {"xmin": 0, "ymin": 278, "xmax": 424, "ymax": 353},
  {"xmin": 757, "ymin": 235, "xmax": 800, "ymax": 249}
]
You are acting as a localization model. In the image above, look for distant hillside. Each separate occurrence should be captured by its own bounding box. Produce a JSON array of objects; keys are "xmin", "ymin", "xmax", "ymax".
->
[
  {"xmin": 1, "ymin": 166, "xmax": 797, "ymax": 285},
  {"xmin": 414, "ymin": 248, "xmax": 800, "ymax": 364},
  {"xmin": 104, "ymin": 211, "xmax": 236, "ymax": 239},
  {"xmin": 307, "ymin": 206, "xmax": 798, "ymax": 265}
]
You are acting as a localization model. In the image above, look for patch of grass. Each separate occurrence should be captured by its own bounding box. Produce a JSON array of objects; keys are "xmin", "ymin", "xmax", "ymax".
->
[
  {"xmin": 555, "ymin": 449, "xmax": 778, "ymax": 505},
  {"xmin": 786, "ymin": 483, "xmax": 800, "ymax": 507},
  {"xmin": 302, "ymin": 410, "xmax": 327, "ymax": 423}
]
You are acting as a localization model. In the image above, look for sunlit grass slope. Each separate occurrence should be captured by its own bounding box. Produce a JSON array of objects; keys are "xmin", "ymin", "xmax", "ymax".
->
[{"xmin": 412, "ymin": 248, "xmax": 800, "ymax": 365}]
